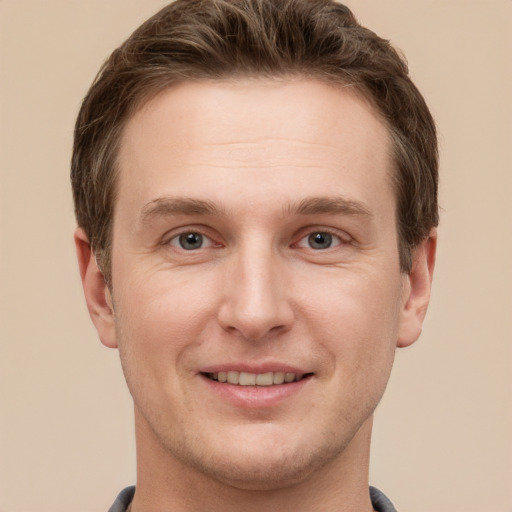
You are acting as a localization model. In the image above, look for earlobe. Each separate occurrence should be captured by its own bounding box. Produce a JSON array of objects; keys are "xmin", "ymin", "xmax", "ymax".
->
[
  {"xmin": 74, "ymin": 227, "xmax": 117, "ymax": 349},
  {"xmin": 397, "ymin": 229, "xmax": 437, "ymax": 348}
]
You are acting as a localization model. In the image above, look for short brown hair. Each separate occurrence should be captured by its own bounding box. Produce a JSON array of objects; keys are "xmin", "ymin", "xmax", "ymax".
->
[{"xmin": 71, "ymin": 0, "xmax": 438, "ymax": 286}]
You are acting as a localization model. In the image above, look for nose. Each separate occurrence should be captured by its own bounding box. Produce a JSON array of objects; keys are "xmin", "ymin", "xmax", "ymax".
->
[{"xmin": 217, "ymin": 243, "xmax": 294, "ymax": 341}]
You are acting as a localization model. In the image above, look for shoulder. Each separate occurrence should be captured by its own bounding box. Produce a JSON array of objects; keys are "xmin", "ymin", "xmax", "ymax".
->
[
  {"xmin": 370, "ymin": 486, "xmax": 398, "ymax": 512},
  {"xmin": 108, "ymin": 486, "xmax": 135, "ymax": 512}
]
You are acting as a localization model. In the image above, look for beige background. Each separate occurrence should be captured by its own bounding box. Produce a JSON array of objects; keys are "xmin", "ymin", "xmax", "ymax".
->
[{"xmin": 0, "ymin": 1, "xmax": 511, "ymax": 511}]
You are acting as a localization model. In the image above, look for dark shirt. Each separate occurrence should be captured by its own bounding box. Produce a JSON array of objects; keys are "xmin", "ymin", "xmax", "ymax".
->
[{"xmin": 108, "ymin": 485, "xmax": 397, "ymax": 511}]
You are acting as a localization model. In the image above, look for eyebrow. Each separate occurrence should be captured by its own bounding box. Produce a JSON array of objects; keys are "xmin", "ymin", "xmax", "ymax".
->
[
  {"xmin": 139, "ymin": 195, "xmax": 371, "ymax": 225},
  {"xmin": 290, "ymin": 196, "xmax": 372, "ymax": 218},
  {"xmin": 140, "ymin": 197, "xmax": 225, "ymax": 225}
]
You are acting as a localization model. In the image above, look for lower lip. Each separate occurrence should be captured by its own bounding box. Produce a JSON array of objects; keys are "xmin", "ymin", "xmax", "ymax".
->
[{"xmin": 200, "ymin": 374, "xmax": 312, "ymax": 409}]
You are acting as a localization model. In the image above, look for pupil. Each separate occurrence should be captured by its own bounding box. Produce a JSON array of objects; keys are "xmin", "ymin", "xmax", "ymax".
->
[
  {"xmin": 309, "ymin": 232, "xmax": 332, "ymax": 249},
  {"xmin": 179, "ymin": 232, "xmax": 203, "ymax": 250}
]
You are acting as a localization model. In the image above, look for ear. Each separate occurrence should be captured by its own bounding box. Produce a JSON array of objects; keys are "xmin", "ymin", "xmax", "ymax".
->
[
  {"xmin": 74, "ymin": 227, "xmax": 117, "ymax": 349},
  {"xmin": 397, "ymin": 228, "xmax": 437, "ymax": 348}
]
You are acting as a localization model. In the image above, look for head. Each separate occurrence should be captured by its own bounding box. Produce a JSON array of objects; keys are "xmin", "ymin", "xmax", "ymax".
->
[
  {"xmin": 71, "ymin": 0, "xmax": 438, "ymax": 289},
  {"xmin": 72, "ymin": 0, "xmax": 438, "ymax": 499}
]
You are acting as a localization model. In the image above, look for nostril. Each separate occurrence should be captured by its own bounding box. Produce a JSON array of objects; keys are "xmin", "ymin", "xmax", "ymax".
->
[{"xmin": 216, "ymin": 277, "xmax": 294, "ymax": 341}]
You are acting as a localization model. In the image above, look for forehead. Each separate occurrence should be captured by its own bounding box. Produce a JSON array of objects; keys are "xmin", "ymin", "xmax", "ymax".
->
[{"xmin": 116, "ymin": 79, "xmax": 394, "ymax": 214}]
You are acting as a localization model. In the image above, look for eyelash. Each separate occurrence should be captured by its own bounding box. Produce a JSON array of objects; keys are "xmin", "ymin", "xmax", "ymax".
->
[
  {"xmin": 165, "ymin": 227, "xmax": 350, "ymax": 252},
  {"xmin": 294, "ymin": 230, "xmax": 347, "ymax": 250},
  {"xmin": 167, "ymin": 230, "xmax": 219, "ymax": 251}
]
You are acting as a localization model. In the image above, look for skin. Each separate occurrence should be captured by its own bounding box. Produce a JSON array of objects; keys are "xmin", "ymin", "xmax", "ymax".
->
[{"xmin": 76, "ymin": 79, "xmax": 436, "ymax": 512}]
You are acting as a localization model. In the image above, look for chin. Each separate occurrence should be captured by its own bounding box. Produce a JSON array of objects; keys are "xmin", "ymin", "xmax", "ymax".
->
[
  {"xmin": 165, "ymin": 423, "xmax": 350, "ymax": 491},
  {"xmin": 190, "ymin": 448, "xmax": 330, "ymax": 491}
]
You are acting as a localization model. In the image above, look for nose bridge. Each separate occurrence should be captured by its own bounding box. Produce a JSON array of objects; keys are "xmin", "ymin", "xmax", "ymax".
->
[{"xmin": 218, "ymin": 237, "xmax": 293, "ymax": 340}]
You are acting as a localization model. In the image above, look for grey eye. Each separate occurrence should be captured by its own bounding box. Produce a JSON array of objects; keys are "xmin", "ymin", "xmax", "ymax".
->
[
  {"xmin": 178, "ymin": 232, "xmax": 204, "ymax": 250},
  {"xmin": 308, "ymin": 232, "xmax": 333, "ymax": 249}
]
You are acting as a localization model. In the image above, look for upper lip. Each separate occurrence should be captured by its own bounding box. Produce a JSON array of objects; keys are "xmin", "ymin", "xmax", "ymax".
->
[{"xmin": 199, "ymin": 363, "xmax": 310, "ymax": 375}]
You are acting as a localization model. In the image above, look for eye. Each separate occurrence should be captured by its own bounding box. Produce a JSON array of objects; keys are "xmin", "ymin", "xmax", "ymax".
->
[
  {"xmin": 296, "ymin": 231, "xmax": 344, "ymax": 250},
  {"xmin": 169, "ymin": 232, "xmax": 213, "ymax": 250}
]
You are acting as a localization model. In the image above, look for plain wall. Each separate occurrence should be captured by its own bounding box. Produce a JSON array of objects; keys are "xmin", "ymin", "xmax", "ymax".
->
[{"xmin": 0, "ymin": 1, "xmax": 510, "ymax": 511}]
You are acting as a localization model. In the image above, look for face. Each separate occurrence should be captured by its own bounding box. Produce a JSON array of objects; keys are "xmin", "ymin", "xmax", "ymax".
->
[{"xmin": 78, "ymin": 79, "xmax": 433, "ymax": 491}]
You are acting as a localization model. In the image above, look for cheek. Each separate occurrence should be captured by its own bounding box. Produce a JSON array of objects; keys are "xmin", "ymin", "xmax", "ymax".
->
[
  {"xmin": 299, "ymin": 265, "xmax": 402, "ymax": 328},
  {"xmin": 116, "ymin": 264, "xmax": 217, "ymax": 327},
  {"xmin": 297, "ymin": 267, "xmax": 401, "ymax": 371},
  {"xmin": 112, "ymin": 270, "xmax": 219, "ymax": 379}
]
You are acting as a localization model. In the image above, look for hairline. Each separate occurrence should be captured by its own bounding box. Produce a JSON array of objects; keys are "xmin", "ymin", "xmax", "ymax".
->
[{"xmin": 96, "ymin": 73, "xmax": 404, "ymax": 288}]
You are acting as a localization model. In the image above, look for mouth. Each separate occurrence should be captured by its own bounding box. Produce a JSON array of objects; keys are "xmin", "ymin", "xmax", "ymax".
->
[{"xmin": 203, "ymin": 371, "xmax": 313, "ymax": 386}]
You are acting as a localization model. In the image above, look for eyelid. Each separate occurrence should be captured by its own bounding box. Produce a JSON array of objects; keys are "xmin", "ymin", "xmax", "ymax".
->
[
  {"xmin": 293, "ymin": 227, "xmax": 351, "ymax": 249},
  {"xmin": 163, "ymin": 225, "xmax": 222, "ymax": 249},
  {"xmin": 168, "ymin": 233, "xmax": 214, "ymax": 249}
]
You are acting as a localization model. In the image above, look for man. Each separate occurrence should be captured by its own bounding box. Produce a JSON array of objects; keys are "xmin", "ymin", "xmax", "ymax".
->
[{"xmin": 72, "ymin": 1, "xmax": 438, "ymax": 510}]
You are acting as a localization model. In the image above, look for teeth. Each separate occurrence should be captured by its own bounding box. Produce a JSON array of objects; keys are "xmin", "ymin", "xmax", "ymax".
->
[
  {"xmin": 227, "ymin": 371, "xmax": 239, "ymax": 384},
  {"xmin": 208, "ymin": 371, "xmax": 305, "ymax": 386},
  {"xmin": 255, "ymin": 372, "xmax": 273, "ymax": 386},
  {"xmin": 239, "ymin": 372, "xmax": 256, "ymax": 385},
  {"xmin": 273, "ymin": 372, "xmax": 285, "ymax": 384}
]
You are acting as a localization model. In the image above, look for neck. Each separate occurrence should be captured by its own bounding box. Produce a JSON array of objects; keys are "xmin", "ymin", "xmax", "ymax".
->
[{"xmin": 130, "ymin": 412, "xmax": 375, "ymax": 512}]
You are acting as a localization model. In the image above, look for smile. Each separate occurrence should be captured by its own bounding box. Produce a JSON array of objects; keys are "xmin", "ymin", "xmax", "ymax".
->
[{"xmin": 205, "ymin": 371, "xmax": 309, "ymax": 386}]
